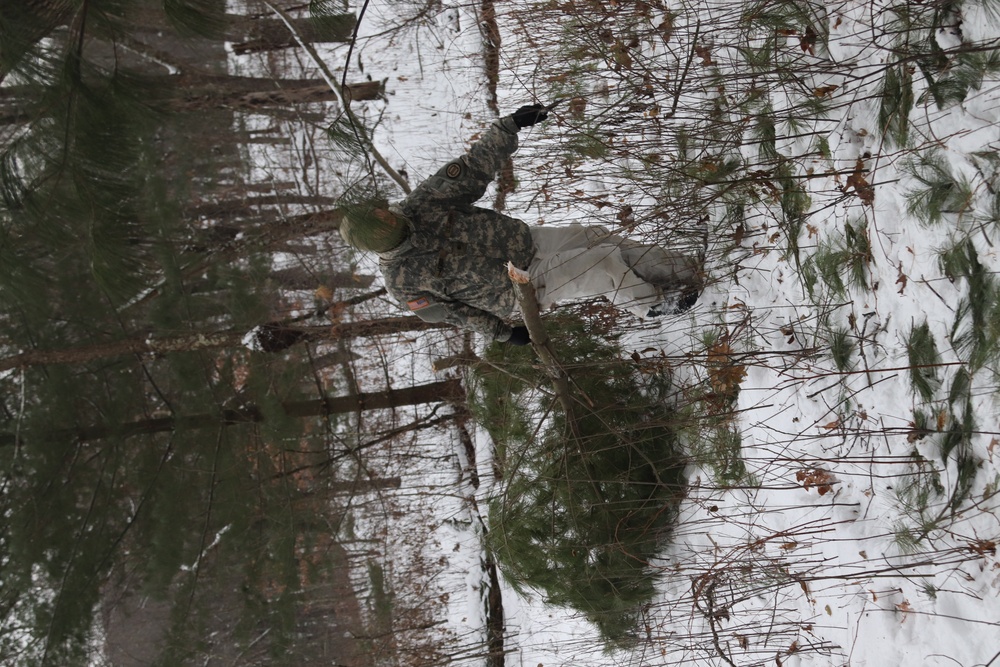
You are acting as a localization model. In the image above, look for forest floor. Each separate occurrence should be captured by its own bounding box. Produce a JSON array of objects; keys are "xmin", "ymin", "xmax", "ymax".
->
[{"xmin": 329, "ymin": 0, "xmax": 1000, "ymax": 665}]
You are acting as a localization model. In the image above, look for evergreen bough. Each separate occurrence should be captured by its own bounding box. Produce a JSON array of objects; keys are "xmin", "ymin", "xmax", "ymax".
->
[{"xmin": 470, "ymin": 312, "xmax": 686, "ymax": 648}]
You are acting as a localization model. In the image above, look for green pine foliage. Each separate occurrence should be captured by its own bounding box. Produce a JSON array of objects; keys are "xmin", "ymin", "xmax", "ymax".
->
[
  {"xmin": 753, "ymin": 107, "xmax": 778, "ymax": 163},
  {"xmin": 892, "ymin": 462, "xmax": 946, "ymax": 552},
  {"xmin": 906, "ymin": 321, "xmax": 941, "ymax": 402},
  {"xmin": 163, "ymin": 0, "xmax": 229, "ymax": 37},
  {"xmin": 566, "ymin": 128, "xmax": 613, "ymax": 161},
  {"xmin": 802, "ymin": 221, "xmax": 872, "ymax": 299},
  {"xmin": 740, "ymin": 0, "xmax": 826, "ymax": 45},
  {"xmin": 880, "ymin": 0, "xmax": 1000, "ymax": 114},
  {"xmin": 829, "ymin": 326, "xmax": 856, "ymax": 372},
  {"xmin": 904, "ymin": 150, "xmax": 974, "ymax": 225},
  {"xmin": 692, "ymin": 419, "xmax": 751, "ymax": 487},
  {"xmin": 941, "ymin": 239, "xmax": 1000, "ymax": 371},
  {"xmin": 0, "ymin": 4, "xmax": 351, "ymax": 664},
  {"xmin": 879, "ymin": 63, "xmax": 914, "ymax": 148},
  {"xmin": 923, "ymin": 48, "xmax": 1000, "ymax": 109},
  {"xmin": 471, "ymin": 312, "xmax": 686, "ymax": 648},
  {"xmin": 777, "ymin": 163, "xmax": 810, "ymax": 265},
  {"xmin": 894, "ymin": 417, "xmax": 980, "ymax": 549}
]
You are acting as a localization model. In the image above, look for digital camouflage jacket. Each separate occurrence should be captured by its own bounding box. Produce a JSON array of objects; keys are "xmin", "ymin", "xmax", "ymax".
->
[{"xmin": 378, "ymin": 115, "xmax": 536, "ymax": 342}]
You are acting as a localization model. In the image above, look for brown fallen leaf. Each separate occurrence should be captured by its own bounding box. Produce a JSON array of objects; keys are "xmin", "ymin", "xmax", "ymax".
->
[
  {"xmin": 617, "ymin": 204, "xmax": 635, "ymax": 226},
  {"xmin": 800, "ymin": 26, "xmax": 818, "ymax": 54},
  {"xmin": 967, "ymin": 539, "xmax": 997, "ymax": 556},
  {"xmin": 896, "ymin": 599, "xmax": 912, "ymax": 623},
  {"xmin": 695, "ymin": 44, "xmax": 714, "ymax": 65},
  {"xmin": 796, "ymin": 468, "xmax": 836, "ymax": 495},
  {"xmin": 658, "ymin": 15, "xmax": 675, "ymax": 41},
  {"xmin": 844, "ymin": 158, "xmax": 875, "ymax": 205}
]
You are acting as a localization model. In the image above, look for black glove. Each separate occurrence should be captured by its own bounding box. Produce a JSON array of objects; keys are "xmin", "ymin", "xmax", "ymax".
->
[
  {"xmin": 506, "ymin": 326, "xmax": 531, "ymax": 346},
  {"xmin": 512, "ymin": 104, "xmax": 549, "ymax": 128}
]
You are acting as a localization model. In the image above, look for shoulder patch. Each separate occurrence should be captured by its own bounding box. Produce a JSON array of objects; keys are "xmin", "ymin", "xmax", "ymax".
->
[
  {"xmin": 445, "ymin": 162, "xmax": 463, "ymax": 179},
  {"xmin": 407, "ymin": 297, "xmax": 433, "ymax": 311}
]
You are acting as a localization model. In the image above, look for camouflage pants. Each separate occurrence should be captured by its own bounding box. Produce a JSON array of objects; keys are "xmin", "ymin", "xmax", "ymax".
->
[{"xmin": 527, "ymin": 224, "xmax": 700, "ymax": 317}]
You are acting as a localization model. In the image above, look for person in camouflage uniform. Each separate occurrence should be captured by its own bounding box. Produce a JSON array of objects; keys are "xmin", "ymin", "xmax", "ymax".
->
[{"xmin": 339, "ymin": 105, "xmax": 703, "ymax": 345}]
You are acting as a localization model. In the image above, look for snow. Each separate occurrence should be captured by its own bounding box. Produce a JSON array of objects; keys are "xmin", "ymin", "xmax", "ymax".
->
[
  {"xmin": 241, "ymin": 325, "xmax": 264, "ymax": 351},
  {"xmin": 235, "ymin": 0, "xmax": 1000, "ymax": 665}
]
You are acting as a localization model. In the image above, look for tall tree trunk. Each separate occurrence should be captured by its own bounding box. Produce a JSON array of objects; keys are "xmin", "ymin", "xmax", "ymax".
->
[
  {"xmin": 2, "ymin": 73, "xmax": 382, "ymax": 126},
  {"xmin": 0, "ymin": 318, "xmax": 449, "ymax": 373},
  {"xmin": 122, "ymin": 209, "xmax": 348, "ymax": 313},
  {"xmin": 270, "ymin": 266, "xmax": 375, "ymax": 290},
  {"xmin": 1, "ymin": 379, "xmax": 465, "ymax": 446},
  {"xmin": 228, "ymin": 14, "xmax": 357, "ymax": 54},
  {"xmin": 185, "ymin": 193, "xmax": 341, "ymax": 221},
  {"xmin": 171, "ymin": 74, "xmax": 383, "ymax": 112}
]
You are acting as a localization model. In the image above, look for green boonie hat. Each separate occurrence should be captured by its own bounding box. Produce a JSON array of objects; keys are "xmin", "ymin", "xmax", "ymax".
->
[{"xmin": 339, "ymin": 206, "xmax": 410, "ymax": 253}]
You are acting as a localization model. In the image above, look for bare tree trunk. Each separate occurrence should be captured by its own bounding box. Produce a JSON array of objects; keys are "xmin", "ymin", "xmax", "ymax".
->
[
  {"xmin": 0, "ymin": 317, "xmax": 449, "ymax": 373},
  {"xmin": 186, "ymin": 193, "xmax": 341, "ymax": 220},
  {"xmin": 1, "ymin": 379, "xmax": 465, "ymax": 446},
  {"xmin": 170, "ymin": 74, "xmax": 383, "ymax": 111},
  {"xmin": 228, "ymin": 14, "xmax": 356, "ymax": 54},
  {"xmin": 271, "ymin": 266, "xmax": 375, "ymax": 290},
  {"xmin": 327, "ymin": 477, "xmax": 401, "ymax": 494}
]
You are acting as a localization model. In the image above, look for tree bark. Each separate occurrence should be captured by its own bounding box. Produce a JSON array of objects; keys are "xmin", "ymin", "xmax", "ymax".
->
[
  {"xmin": 0, "ymin": 318, "xmax": 449, "ymax": 373},
  {"xmin": 171, "ymin": 74, "xmax": 383, "ymax": 112},
  {"xmin": 270, "ymin": 266, "xmax": 375, "ymax": 290},
  {"xmin": 185, "ymin": 192, "xmax": 341, "ymax": 221},
  {"xmin": 1, "ymin": 379, "xmax": 465, "ymax": 446},
  {"xmin": 1, "ymin": 76, "xmax": 382, "ymax": 124},
  {"xmin": 121, "ymin": 208, "xmax": 349, "ymax": 313},
  {"xmin": 228, "ymin": 14, "xmax": 357, "ymax": 54},
  {"xmin": 327, "ymin": 476, "xmax": 401, "ymax": 494}
]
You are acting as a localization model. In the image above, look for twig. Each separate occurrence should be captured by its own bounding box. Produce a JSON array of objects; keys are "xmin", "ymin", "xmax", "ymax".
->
[
  {"xmin": 692, "ymin": 575, "xmax": 738, "ymax": 667},
  {"xmin": 263, "ymin": 2, "xmax": 411, "ymax": 194}
]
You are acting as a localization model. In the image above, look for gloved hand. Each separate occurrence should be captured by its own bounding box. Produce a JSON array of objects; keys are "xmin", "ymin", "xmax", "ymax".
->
[
  {"xmin": 512, "ymin": 104, "xmax": 549, "ymax": 128},
  {"xmin": 506, "ymin": 325, "xmax": 532, "ymax": 346}
]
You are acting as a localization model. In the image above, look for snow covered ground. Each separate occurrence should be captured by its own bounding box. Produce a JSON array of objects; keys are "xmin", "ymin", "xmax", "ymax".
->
[{"xmin": 254, "ymin": 0, "xmax": 1000, "ymax": 665}]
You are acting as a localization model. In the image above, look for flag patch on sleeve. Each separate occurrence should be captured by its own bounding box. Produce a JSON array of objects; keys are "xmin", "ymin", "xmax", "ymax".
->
[{"xmin": 407, "ymin": 297, "xmax": 432, "ymax": 311}]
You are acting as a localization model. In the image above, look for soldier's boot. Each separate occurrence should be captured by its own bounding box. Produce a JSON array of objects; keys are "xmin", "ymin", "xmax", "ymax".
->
[
  {"xmin": 618, "ymin": 247, "xmax": 702, "ymax": 318},
  {"xmin": 645, "ymin": 287, "xmax": 700, "ymax": 318}
]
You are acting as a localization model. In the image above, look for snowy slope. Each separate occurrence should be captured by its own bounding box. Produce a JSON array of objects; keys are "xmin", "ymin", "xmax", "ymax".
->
[{"xmin": 263, "ymin": 1, "xmax": 1000, "ymax": 665}]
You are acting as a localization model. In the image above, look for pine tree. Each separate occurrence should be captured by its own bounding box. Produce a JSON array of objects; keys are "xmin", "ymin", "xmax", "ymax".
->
[{"xmin": 0, "ymin": 1, "xmax": 426, "ymax": 664}]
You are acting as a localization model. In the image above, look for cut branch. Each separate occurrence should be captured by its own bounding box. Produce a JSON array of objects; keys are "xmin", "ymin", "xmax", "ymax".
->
[{"xmin": 508, "ymin": 266, "xmax": 607, "ymax": 502}]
